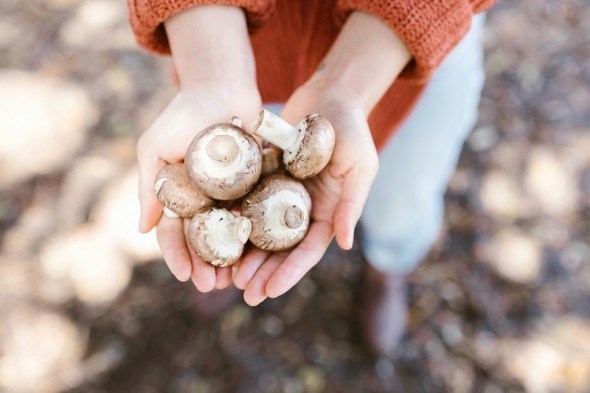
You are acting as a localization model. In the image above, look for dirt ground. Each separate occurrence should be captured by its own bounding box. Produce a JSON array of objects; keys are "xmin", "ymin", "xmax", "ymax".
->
[{"xmin": 1, "ymin": 1, "xmax": 589, "ymax": 392}]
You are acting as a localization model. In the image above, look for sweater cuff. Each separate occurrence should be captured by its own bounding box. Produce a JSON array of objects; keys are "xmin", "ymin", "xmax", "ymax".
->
[
  {"xmin": 334, "ymin": 0, "xmax": 475, "ymax": 83},
  {"xmin": 128, "ymin": 0, "xmax": 275, "ymax": 55}
]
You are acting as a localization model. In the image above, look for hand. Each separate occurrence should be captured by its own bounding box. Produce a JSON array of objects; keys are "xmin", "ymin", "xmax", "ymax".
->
[
  {"xmin": 233, "ymin": 10, "xmax": 411, "ymax": 305},
  {"xmin": 137, "ymin": 5, "xmax": 260, "ymax": 291},
  {"xmin": 137, "ymin": 85, "xmax": 261, "ymax": 291},
  {"xmin": 234, "ymin": 82, "xmax": 379, "ymax": 305}
]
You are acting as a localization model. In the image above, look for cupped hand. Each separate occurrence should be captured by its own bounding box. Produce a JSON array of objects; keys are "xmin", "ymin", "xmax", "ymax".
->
[
  {"xmin": 234, "ymin": 83, "xmax": 379, "ymax": 305},
  {"xmin": 137, "ymin": 85, "xmax": 260, "ymax": 292}
]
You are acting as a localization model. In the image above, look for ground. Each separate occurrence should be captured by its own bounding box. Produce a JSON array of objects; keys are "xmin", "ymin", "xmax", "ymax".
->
[{"xmin": 0, "ymin": 1, "xmax": 589, "ymax": 392}]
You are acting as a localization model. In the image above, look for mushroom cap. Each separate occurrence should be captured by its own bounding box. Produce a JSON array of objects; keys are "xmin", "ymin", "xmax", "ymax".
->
[
  {"xmin": 154, "ymin": 163, "xmax": 215, "ymax": 218},
  {"xmin": 242, "ymin": 174, "xmax": 311, "ymax": 251},
  {"xmin": 261, "ymin": 144, "xmax": 285, "ymax": 176},
  {"xmin": 187, "ymin": 208, "xmax": 252, "ymax": 267},
  {"xmin": 284, "ymin": 114, "xmax": 335, "ymax": 179},
  {"xmin": 185, "ymin": 123, "xmax": 262, "ymax": 200}
]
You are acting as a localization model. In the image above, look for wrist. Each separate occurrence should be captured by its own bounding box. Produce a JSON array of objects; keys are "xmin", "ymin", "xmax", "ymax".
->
[
  {"xmin": 165, "ymin": 5, "xmax": 258, "ymax": 91},
  {"xmin": 177, "ymin": 84, "xmax": 262, "ymax": 119},
  {"xmin": 307, "ymin": 11, "xmax": 411, "ymax": 114}
]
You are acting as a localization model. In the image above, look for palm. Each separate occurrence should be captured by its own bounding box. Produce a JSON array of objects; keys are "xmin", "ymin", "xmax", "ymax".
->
[{"xmin": 137, "ymin": 86, "xmax": 261, "ymax": 291}]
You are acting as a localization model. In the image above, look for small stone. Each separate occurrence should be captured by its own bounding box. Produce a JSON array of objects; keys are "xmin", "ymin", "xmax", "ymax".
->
[
  {"xmin": 479, "ymin": 170, "xmax": 532, "ymax": 220},
  {"xmin": 40, "ymin": 226, "xmax": 131, "ymax": 305},
  {"xmin": 0, "ymin": 306, "xmax": 86, "ymax": 392},
  {"xmin": 502, "ymin": 317, "xmax": 590, "ymax": 393},
  {"xmin": 525, "ymin": 147, "xmax": 579, "ymax": 219},
  {"xmin": 425, "ymin": 338, "xmax": 445, "ymax": 359},
  {"xmin": 296, "ymin": 277, "xmax": 317, "ymax": 298},
  {"xmin": 60, "ymin": 0, "xmax": 131, "ymax": 49},
  {"xmin": 442, "ymin": 323, "xmax": 463, "ymax": 347},
  {"xmin": 375, "ymin": 357, "xmax": 395, "ymax": 380},
  {"xmin": 296, "ymin": 366, "xmax": 325, "ymax": 393},
  {"xmin": 561, "ymin": 242, "xmax": 590, "ymax": 271},
  {"xmin": 259, "ymin": 314, "xmax": 284, "ymax": 337},
  {"xmin": 483, "ymin": 228, "xmax": 542, "ymax": 284},
  {"xmin": 0, "ymin": 70, "xmax": 97, "ymax": 188},
  {"xmin": 468, "ymin": 126, "xmax": 500, "ymax": 152}
]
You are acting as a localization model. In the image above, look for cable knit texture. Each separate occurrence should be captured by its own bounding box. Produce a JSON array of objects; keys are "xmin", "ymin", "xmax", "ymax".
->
[
  {"xmin": 127, "ymin": 0, "xmax": 275, "ymax": 54},
  {"xmin": 335, "ymin": 0, "xmax": 494, "ymax": 82},
  {"xmin": 127, "ymin": 0, "xmax": 494, "ymax": 150}
]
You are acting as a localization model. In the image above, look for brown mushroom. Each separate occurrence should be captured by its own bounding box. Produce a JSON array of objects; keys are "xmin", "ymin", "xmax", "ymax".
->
[
  {"xmin": 261, "ymin": 144, "xmax": 285, "ymax": 176},
  {"xmin": 185, "ymin": 119, "xmax": 262, "ymax": 200},
  {"xmin": 154, "ymin": 163, "xmax": 215, "ymax": 218},
  {"xmin": 250, "ymin": 109, "xmax": 335, "ymax": 179},
  {"xmin": 242, "ymin": 174, "xmax": 311, "ymax": 251},
  {"xmin": 187, "ymin": 208, "xmax": 252, "ymax": 267}
]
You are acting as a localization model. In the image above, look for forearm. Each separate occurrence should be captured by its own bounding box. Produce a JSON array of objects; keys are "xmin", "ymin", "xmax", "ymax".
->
[
  {"xmin": 308, "ymin": 11, "xmax": 411, "ymax": 114},
  {"xmin": 165, "ymin": 5, "xmax": 258, "ymax": 92}
]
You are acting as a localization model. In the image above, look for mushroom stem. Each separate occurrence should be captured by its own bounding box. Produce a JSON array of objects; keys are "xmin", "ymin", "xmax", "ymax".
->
[
  {"xmin": 216, "ymin": 216, "xmax": 252, "ymax": 246},
  {"xmin": 251, "ymin": 109, "xmax": 299, "ymax": 150},
  {"xmin": 284, "ymin": 205, "xmax": 304, "ymax": 229},
  {"xmin": 206, "ymin": 135, "xmax": 240, "ymax": 163},
  {"xmin": 269, "ymin": 202, "xmax": 305, "ymax": 230},
  {"xmin": 163, "ymin": 207, "xmax": 179, "ymax": 218}
]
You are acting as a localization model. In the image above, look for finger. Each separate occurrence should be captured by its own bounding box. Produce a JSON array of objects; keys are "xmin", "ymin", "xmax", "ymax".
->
[
  {"xmin": 187, "ymin": 246, "xmax": 216, "ymax": 292},
  {"xmin": 334, "ymin": 162, "xmax": 377, "ymax": 250},
  {"xmin": 137, "ymin": 138, "xmax": 164, "ymax": 233},
  {"xmin": 156, "ymin": 216, "xmax": 192, "ymax": 281},
  {"xmin": 243, "ymin": 254, "xmax": 285, "ymax": 306},
  {"xmin": 233, "ymin": 248, "xmax": 271, "ymax": 290},
  {"xmin": 215, "ymin": 267, "xmax": 233, "ymax": 289},
  {"xmin": 265, "ymin": 221, "xmax": 333, "ymax": 298},
  {"xmin": 184, "ymin": 219, "xmax": 216, "ymax": 292}
]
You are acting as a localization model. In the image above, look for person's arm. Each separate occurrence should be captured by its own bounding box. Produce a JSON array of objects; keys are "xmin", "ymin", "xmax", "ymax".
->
[
  {"xmin": 306, "ymin": 11, "xmax": 411, "ymax": 115},
  {"xmin": 334, "ymin": 0, "xmax": 496, "ymax": 81},
  {"xmin": 127, "ymin": 0, "xmax": 274, "ymax": 54},
  {"xmin": 164, "ymin": 5, "xmax": 258, "ymax": 90},
  {"xmin": 236, "ymin": 2, "xmax": 497, "ymax": 306},
  {"xmin": 136, "ymin": 5, "xmax": 261, "ymax": 291},
  {"xmin": 234, "ymin": 11, "xmax": 412, "ymax": 305}
]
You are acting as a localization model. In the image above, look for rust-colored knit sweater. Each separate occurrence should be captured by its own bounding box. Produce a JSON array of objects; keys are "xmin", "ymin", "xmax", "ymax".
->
[{"xmin": 127, "ymin": 0, "xmax": 494, "ymax": 151}]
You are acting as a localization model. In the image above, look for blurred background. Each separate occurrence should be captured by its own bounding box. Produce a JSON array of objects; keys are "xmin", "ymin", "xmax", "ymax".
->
[{"xmin": 1, "ymin": 0, "xmax": 589, "ymax": 392}]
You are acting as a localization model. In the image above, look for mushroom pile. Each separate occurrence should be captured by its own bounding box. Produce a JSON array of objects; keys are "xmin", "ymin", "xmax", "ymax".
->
[{"xmin": 154, "ymin": 110, "xmax": 335, "ymax": 267}]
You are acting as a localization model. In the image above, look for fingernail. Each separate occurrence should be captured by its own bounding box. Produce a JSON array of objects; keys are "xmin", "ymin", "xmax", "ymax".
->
[
  {"xmin": 138, "ymin": 214, "xmax": 148, "ymax": 233},
  {"xmin": 348, "ymin": 233, "xmax": 354, "ymax": 249},
  {"xmin": 176, "ymin": 269, "xmax": 191, "ymax": 282},
  {"xmin": 245, "ymin": 295, "xmax": 267, "ymax": 307}
]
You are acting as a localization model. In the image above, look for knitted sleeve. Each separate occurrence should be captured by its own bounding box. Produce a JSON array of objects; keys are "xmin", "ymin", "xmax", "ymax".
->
[
  {"xmin": 334, "ymin": 0, "xmax": 495, "ymax": 82},
  {"xmin": 127, "ymin": 0, "xmax": 275, "ymax": 55}
]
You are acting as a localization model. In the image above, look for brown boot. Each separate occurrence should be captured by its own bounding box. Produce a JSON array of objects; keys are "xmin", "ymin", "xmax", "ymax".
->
[{"xmin": 361, "ymin": 261, "xmax": 408, "ymax": 356}]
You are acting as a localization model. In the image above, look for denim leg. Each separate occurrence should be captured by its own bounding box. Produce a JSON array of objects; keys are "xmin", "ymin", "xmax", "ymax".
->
[{"xmin": 361, "ymin": 15, "xmax": 486, "ymax": 274}]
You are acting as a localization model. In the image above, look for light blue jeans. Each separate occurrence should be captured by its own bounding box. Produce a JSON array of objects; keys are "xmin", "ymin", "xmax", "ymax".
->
[
  {"xmin": 265, "ymin": 15, "xmax": 485, "ymax": 274},
  {"xmin": 361, "ymin": 15, "xmax": 486, "ymax": 274}
]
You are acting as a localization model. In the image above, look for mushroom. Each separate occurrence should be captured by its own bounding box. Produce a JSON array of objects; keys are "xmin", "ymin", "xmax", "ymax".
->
[
  {"xmin": 261, "ymin": 144, "xmax": 284, "ymax": 176},
  {"xmin": 242, "ymin": 174, "xmax": 311, "ymax": 251},
  {"xmin": 185, "ymin": 119, "xmax": 262, "ymax": 200},
  {"xmin": 187, "ymin": 208, "xmax": 252, "ymax": 267},
  {"xmin": 154, "ymin": 163, "xmax": 215, "ymax": 218},
  {"xmin": 250, "ymin": 109, "xmax": 335, "ymax": 179}
]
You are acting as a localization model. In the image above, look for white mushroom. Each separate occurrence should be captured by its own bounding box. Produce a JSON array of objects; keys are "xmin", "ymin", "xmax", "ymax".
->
[
  {"xmin": 185, "ymin": 120, "xmax": 262, "ymax": 200},
  {"xmin": 250, "ymin": 109, "xmax": 335, "ymax": 179},
  {"xmin": 154, "ymin": 163, "xmax": 215, "ymax": 218},
  {"xmin": 187, "ymin": 208, "xmax": 252, "ymax": 267},
  {"xmin": 242, "ymin": 174, "xmax": 311, "ymax": 251}
]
